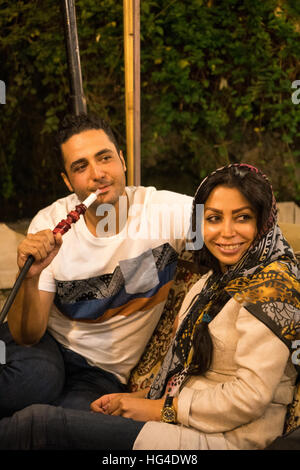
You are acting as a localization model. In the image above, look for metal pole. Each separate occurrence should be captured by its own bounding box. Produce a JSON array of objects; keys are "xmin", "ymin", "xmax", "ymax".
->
[{"xmin": 61, "ymin": 0, "xmax": 87, "ymax": 115}]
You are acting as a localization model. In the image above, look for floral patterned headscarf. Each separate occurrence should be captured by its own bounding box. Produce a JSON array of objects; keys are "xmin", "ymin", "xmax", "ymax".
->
[{"xmin": 148, "ymin": 164, "xmax": 300, "ymax": 399}]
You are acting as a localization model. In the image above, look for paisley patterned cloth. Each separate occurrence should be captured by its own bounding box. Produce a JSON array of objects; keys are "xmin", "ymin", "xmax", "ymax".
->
[{"xmin": 148, "ymin": 164, "xmax": 300, "ymax": 399}]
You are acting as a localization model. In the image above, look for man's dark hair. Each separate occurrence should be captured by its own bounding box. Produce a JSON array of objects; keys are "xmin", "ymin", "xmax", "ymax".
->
[{"xmin": 56, "ymin": 113, "xmax": 121, "ymax": 171}]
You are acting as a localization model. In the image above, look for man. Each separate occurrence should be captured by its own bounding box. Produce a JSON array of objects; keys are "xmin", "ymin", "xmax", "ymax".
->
[{"xmin": 0, "ymin": 113, "xmax": 193, "ymax": 417}]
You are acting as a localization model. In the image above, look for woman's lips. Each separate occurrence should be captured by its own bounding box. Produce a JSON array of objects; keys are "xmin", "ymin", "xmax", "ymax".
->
[{"xmin": 215, "ymin": 242, "xmax": 244, "ymax": 255}]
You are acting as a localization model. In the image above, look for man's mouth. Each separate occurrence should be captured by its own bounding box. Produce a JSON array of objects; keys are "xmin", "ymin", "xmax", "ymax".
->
[{"xmin": 91, "ymin": 184, "xmax": 111, "ymax": 194}]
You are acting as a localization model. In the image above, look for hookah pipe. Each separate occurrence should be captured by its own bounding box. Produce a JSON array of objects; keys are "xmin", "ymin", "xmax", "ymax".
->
[{"xmin": 0, "ymin": 189, "xmax": 101, "ymax": 324}]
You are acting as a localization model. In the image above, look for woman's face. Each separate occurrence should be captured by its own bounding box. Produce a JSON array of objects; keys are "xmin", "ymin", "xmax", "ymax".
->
[{"xmin": 203, "ymin": 185, "xmax": 258, "ymax": 272}]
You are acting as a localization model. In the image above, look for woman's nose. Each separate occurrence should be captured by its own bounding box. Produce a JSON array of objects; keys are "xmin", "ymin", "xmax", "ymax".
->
[{"xmin": 221, "ymin": 218, "xmax": 236, "ymax": 237}]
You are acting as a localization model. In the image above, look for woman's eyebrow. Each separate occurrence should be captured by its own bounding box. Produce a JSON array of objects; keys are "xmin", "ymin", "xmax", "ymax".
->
[{"xmin": 205, "ymin": 206, "xmax": 254, "ymax": 214}]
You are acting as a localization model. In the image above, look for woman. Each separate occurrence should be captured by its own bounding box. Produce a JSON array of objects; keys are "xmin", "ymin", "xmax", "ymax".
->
[{"xmin": 0, "ymin": 163, "xmax": 299, "ymax": 450}]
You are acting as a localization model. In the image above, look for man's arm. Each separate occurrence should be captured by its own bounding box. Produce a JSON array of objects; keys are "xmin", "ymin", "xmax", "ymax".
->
[{"xmin": 7, "ymin": 229, "xmax": 62, "ymax": 346}]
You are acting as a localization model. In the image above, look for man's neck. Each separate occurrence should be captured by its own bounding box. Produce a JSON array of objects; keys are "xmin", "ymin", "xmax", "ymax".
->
[{"xmin": 84, "ymin": 193, "xmax": 129, "ymax": 237}]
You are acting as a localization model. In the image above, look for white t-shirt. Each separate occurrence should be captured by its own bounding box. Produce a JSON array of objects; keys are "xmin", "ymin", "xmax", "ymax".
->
[{"xmin": 28, "ymin": 186, "xmax": 193, "ymax": 383}]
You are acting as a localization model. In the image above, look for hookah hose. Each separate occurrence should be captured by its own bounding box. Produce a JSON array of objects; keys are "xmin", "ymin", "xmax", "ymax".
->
[{"xmin": 0, "ymin": 190, "xmax": 100, "ymax": 324}]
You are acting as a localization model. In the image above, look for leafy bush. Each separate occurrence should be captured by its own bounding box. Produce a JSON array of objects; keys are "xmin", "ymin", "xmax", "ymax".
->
[{"xmin": 0, "ymin": 0, "xmax": 299, "ymax": 220}]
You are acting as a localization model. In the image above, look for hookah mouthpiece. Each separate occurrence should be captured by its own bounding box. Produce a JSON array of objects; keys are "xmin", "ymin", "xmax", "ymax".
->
[
  {"xmin": 52, "ymin": 204, "xmax": 86, "ymax": 235},
  {"xmin": 52, "ymin": 189, "xmax": 101, "ymax": 235}
]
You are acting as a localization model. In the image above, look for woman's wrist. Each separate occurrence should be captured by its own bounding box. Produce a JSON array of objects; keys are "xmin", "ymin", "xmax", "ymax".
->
[
  {"xmin": 160, "ymin": 396, "xmax": 178, "ymax": 424},
  {"xmin": 131, "ymin": 387, "xmax": 150, "ymax": 398}
]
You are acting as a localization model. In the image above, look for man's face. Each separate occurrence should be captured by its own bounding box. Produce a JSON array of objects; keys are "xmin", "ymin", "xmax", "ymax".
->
[{"xmin": 61, "ymin": 129, "xmax": 127, "ymax": 210}]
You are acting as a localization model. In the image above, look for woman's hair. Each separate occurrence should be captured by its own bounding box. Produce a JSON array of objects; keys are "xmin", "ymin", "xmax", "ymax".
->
[
  {"xmin": 192, "ymin": 164, "xmax": 275, "ymax": 272},
  {"xmin": 188, "ymin": 164, "xmax": 275, "ymax": 376}
]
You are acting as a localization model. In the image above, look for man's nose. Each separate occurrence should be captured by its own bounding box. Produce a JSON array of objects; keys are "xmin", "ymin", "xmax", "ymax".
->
[{"xmin": 89, "ymin": 161, "xmax": 105, "ymax": 179}]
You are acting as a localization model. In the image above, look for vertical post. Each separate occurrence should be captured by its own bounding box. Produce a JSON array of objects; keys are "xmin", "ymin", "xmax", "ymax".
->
[
  {"xmin": 123, "ymin": 0, "xmax": 134, "ymax": 186},
  {"xmin": 61, "ymin": 0, "xmax": 87, "ymax": 115},
  {"xmin": 123, "ymin": 0, "xmax": 141, "ymax": 186},
  {"xmin": 133, "ymin": 0, "xmax": 141, "ymax": 186}
]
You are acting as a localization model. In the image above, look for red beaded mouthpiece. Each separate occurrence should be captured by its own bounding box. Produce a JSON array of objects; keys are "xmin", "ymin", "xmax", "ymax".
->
[{"xmin": 53, "ymin": 203, "xmax": 87, "ymax": 235}]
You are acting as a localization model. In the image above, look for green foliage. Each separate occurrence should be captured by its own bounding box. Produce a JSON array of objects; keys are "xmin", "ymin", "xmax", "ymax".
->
[
  {"xmin": 139, "ymin": 0, "xmax": 300, "ymax": 198},
  {"xmin": 0, "ymin": 0, "xmax": 299, "ymax": 220}
]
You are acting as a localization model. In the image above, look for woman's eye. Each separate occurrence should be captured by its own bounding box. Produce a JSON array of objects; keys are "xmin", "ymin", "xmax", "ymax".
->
[
  {"xmin": 206, "ymin": 216, "xmax": 220, "ymax": 223},
  {"xmin": 237, "ymin": 214, "xmax": 252, "ymax": 222}
]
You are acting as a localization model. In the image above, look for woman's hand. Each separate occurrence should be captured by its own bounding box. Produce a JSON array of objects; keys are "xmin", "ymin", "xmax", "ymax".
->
[
  {"xmin": 103, "ymin": 396, "xmax": 164, "ymax": 422},
  {"xmin": 90, "ymin": 393, "xmax": 165, "ymax": 422},
  {"xmin": 90, "ymin": 393, "xmax": 131, "ymax": 413},
  {"xmin": 90, "ymin": 388, "xmax": 150, "ymax": 413}
]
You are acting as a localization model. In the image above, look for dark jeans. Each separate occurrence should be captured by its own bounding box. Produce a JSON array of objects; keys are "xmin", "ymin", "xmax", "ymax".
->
[
  {"xmin": 0, "ymin": 322, "xmax": 126, "ymax": 418},
  {"xmin": 0, "ymin": 403, "xmax": 145, "ymax": 450}
]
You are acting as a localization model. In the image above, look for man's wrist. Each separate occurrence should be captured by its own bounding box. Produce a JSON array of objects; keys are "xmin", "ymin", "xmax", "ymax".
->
[{"xmin": 21, "ymin": 273, "xmax": 40, "ymax": 291}]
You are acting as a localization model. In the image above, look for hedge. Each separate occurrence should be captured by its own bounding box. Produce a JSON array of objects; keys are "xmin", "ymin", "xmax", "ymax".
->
[{"xmin": 0, "ymin": 0, "xmax": 299, "ymax": 220}]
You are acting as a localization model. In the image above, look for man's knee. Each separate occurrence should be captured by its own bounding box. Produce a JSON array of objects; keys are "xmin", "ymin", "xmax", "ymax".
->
[
  {"xmin": 19, "ymin": 404, "xmax": 67, "ymax": 450},
  {"xmin": 0, "ymin": 324, "xmax": 65, "ymax": 416},
  {"xmin": 0, "ymin": 404, "xmax": 59, "ymax": 450}
]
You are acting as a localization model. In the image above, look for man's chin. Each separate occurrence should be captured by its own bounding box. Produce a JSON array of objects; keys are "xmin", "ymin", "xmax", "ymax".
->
[{"xmin": 93, "ymin": 193, "xmax": 122, "ymax": 211}]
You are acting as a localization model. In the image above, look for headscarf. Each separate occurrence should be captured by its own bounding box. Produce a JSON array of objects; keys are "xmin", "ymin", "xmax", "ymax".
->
[{"xmin": 148, "ymin": 164, "xmax": 300, "ymax": 399}]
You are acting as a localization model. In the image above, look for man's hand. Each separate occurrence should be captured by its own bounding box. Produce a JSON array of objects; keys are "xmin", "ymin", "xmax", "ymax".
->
[
  {"xmin": 17, "ymin": 230, "xmax": 63, "ymax": 278},
  {"xmin": 90, "ymin": 393, "xmax": 164, "ymax": 422}
]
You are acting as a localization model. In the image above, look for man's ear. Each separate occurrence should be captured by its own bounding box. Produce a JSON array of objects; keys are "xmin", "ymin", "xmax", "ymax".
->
[
  {"xmin": 119, "ymin": 150, "xmax": 127, "ymax": 172},
  {"xmin": 61, "ymin": 172, "xmax": 73, "ymax": 192}
]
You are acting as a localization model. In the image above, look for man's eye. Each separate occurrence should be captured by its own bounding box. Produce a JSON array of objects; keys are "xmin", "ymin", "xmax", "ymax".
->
[{"xmin": 74, "ymin": 165, "xmax": 86, "ymax": 172}]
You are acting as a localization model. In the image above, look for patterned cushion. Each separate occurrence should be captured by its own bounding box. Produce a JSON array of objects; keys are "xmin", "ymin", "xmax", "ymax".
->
[{"xmin": 128, "ymin": 251, "xmax": 206, "ymax": 392}]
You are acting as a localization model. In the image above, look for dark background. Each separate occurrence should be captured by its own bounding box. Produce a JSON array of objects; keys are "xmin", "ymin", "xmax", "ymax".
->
[{"xmin": 0, "ymin": 0, "xmax": 299, "ymax": 221}]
